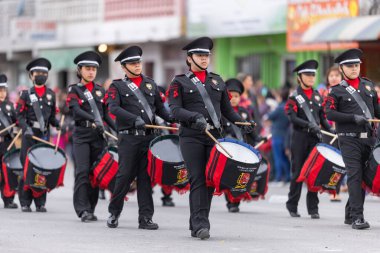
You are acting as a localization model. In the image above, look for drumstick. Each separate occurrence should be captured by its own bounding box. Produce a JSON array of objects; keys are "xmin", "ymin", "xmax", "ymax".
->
[
  {"xmin": 205, "ymin": 129, "xmax": 233, "ymax": 158},
  {"xmin": 32, "ymin": 136, "xmax": 55, "ymax": 147},
  {"xmin": 0, "ymin": 123, "xmax": 16, "ymax": 135},
  {"xmin": 234, "ymin": 122, "xmax": 257, "ymax": 126},
  {"xmin": 55, "ymin": 115, "xmax": 65, "ymax": 153},
  {"xmin": 321, "ymin": 130, "xmax": 337, "ymax": 138},
  {"xmin": 330, "ymin": 135, "xmax": 338, "ymax": 145},
  {"xmin": 368, "ymin": 119, "xmax": 380, "ymax": 123},
  {"xmin": 145, "ymin": 124, "xmax": 179, "ymax": 131},
  {"xmin": 254, "ymin": 134, "xmax": 272, "ymax": 149},
  {"xmin": 104, "ymin": 130, "xmax": 118, "ymax": 141},
  {"xmin": 7, "ymin": 130, "xmax": 22, "ymax": 151}
]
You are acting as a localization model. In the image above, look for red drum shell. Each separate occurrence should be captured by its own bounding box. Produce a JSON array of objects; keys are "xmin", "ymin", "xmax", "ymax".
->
[{"xmin": 90, "ymin": 146, "xmax": 118, "ymax": 192}]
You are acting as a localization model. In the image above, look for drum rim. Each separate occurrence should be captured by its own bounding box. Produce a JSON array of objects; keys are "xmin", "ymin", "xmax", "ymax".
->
[
  {"xmin": 149, "ymin": 134, "xmax": 183, "ymax": 163},
  {"xmin": 2, "ymin": 148, "xmax": 22, "ymax": 170},
  {"xmin": 316, "ymin": 143, "xmax": 342, "ymax": 155},
  {"xmin": 217, "ymin": 137, "xmax": 262, "ymax": 162},
  {"xmin": 27, "ymin": 143, "xmax": 67, "ymax": 169},
  {"xmin": 149, "ymin": 134, "xmax": 179, "ymax": 149}
]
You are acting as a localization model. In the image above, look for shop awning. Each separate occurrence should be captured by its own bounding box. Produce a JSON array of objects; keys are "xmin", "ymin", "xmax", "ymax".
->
[{"xmin": 302, "ymin": 16, "xmax": 380, "ymax": 43}]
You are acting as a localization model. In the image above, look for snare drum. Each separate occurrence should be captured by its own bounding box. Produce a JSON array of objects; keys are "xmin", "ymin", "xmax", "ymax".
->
[
  {"xmin": 24, "ymin": 144, "xmax": 67, "ymax": 196},
  {"xmin": 297, "ymin": 143, "xmax": 345, "ymax": 193},
  {"xmin": 90, "ymin": 146, "xmax": 118, "ymax": 192},
  {"xmin": 364, "ymin": 144, "xmax": 380, "ymax": 194},
  {"xmin": 147, "ymin": 135, "xmax": 189, "ymax": 193},
  {"xmin": 1, "ymin": 149, "xmax": 22, "ymax": 197},
  {"xmin": 206, "ymin": 138, "xmax": 261, "ymax": 200}
]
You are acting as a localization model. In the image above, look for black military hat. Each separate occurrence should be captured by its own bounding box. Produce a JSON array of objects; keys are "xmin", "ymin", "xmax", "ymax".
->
[
  {"xmin": 293, "ymin": 60, "xmax": 318, "ymax": 74},
  {"xmin": 183, "ymin": 37, "xmax": 213, "ymax": 55},
  {"xmin": 0, "ymin": 74, "xmax": 8, "ymax": 88},
  {"xmin": 334, "ymin": 48, "xmax": 363, "ymax": 65},
  {"xmin": 114, "ymin": 46, "xmax": 143, "ymax": 64},
  {"xmin": 74, "ymin": 51, "xmax": 102, "ymax": 67},
  {"xmin": 226, "ymin": 78, "xmax": 244, "ymax": 94},
  {"xmin": 26, "ymin": 58, "xmax": 51, "ymax": 72}
]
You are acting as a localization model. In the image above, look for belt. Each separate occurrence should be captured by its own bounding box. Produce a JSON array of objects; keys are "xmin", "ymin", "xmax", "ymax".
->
[
  {"xmin": 29, "ymin": 121, "xmax": 47, "ymax": 132},
  {"xmin": 75, "ymin": 120, "xmax": 94, "ymax": 128},
  {"xmin": 118, "ymin": 129, "xmax": 156, "ymax": 136},
  {"xmin": 337, "ymin": 132, "xmax": 370, "ymax": 138}
]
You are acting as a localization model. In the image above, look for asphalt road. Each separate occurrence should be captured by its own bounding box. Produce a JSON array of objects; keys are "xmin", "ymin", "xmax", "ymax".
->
[{"xmin": 1, "ymin": 164, "xmax": 380, "ymax": 253}]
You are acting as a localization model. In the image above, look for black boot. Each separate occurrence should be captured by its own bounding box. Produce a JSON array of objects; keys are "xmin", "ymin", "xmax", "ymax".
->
[
  {"xmin": 4, "ymin": 202, "xmax": 18, "ymax": 209},
  {"xmin": 36, "ymin": 206, "xmax": 47, "ymax": 212},
  {"xmin": 21, "ymin": 206, "xmax": 32, "ymax": 212},
  {"xmin": 195, "ymin": 228, "xmax": 210, "ymax": 240},
  {"xmin": 310, "ymin": 213, "xmax": 320, "ymax": 219},
  {"xmin": 81, "ymin": 211, "xmax": 93, "ymax": 222},
  {"xmin": 139, "ymin": 217, "xmax": 159, "ymax": 230},
  {"xmin": 352, "ymin": 218, "xmax": 370, "ymax": 230},
  {"xmin": 107, "ymin": 214, "xmax": 119, "ymax": 228},
  {"xmin": 162, "ymin": 198, "xmax": 175, "ymax": 207}
]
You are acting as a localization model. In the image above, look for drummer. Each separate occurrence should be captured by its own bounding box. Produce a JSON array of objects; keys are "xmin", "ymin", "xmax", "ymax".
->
[
  {"xmin": 285, "ymin": 60, "xmax": 334, "ymax": 219},
  {"xmin": 67, "ymin": 51, "xmax": 116, "ymax": 222},
  {"xmin": 0, "ymin": 74, "xmax": 18, "ymax": 209},
  {"xmin": 167, "ymin": 37, "xmax": 253, "ymax": 239},
  {"xmin": 106, "ymin": 46, "xmax": 173, "ymax": 229},
  {"xmin": 16, "ymin": 58, "xmax": 61, "ymax": 212},
  {"xmin": 325, "ymin": 49, "xmax": 380, "ymax": 229},
  {"xmin": 223, "ymin": 78, "xmax": 265, "ymax": 213}
]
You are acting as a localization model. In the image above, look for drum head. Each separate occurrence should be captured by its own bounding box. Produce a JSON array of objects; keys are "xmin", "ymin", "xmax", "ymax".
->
[
  {"xmin": 216, "ymin": 139, "xmax": 260, "ymax": 164},
  {"xmin": 373, "ymin": 147, "xmax": 380, "ymax": 164},
  {"xmin": 28, "ymin": 144, "xmax": 66, "ymax": 170},
  {"xmin": 150, "ymin": 135, "xmax": 183, "ymax": 163},
  {"xmin": 316, "ymin": 144, "xmax": 345, "ymax": 167},
  {"xmin": 4, "ymin": 149, "xmax": 22, "ymax": 170}
]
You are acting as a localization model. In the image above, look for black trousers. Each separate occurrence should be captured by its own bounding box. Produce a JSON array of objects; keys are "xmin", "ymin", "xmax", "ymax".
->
[
  {"xmin": 73, "ymin": 127, "xmax": 106, "ymax": 217},
  {"xmin": 0, "ymin": 138, "xmax": 15, "ymax": 205},
  {"xmin": 339, "ymin": 136, "xmax": 374, "ymax": 221},
  {"xmin": 108, "ymin": 134, "xmax": 155, "ymax": 220},
  {"xmin": 286, "ymin": 130, "xmax": 319, "ymax": 214},
  {"xmin": 179, "ymin": 131, "xmax": 217, "ymax": 233},
  {"xmin": 19, "ymin": 131, "xmax": 47, "ymax": 207}
]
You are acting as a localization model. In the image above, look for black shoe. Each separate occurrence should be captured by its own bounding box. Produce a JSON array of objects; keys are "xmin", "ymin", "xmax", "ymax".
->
[
  {"xmin": 81, "ymin": 211, "xmax": 92, "ymax": 222},
  {"xmin": 344, "ymin": 219, "xmax": 352, "ymax": 225},
  {"xmin": 191, "ymin": 231, "xmax": 197, "ymax": 238},
  {"xmin": 4, "ymin": 202, "xmax": 18, "ymax": 209},
  {"xmin": 36, "ymin": 206, "xmax": 47, "ymax": 212},
  {"xmin": 139, "ymin": 218, "xmax": 159, "ymax": 230},
  {"xmin": 228, "ymin": 206, "xmax": 240, "ymax": 213},
  {"xmin": 310, "ymin": 213, "xmax": 320, "ymax": 219},
  {"xmin": 289, "ymin": 211, "xmax": 301, "ymax": 218},
  {"xmin": 195, "ymin": 228, "xmax": 210, "ymax": 240},
  {"xmin": 21, "ymin": 206, "xmax": 32, "ymax": 212},
  {"xmin": 89, "ymin": 213, "xmax": 98, "ymax": 221},
  {"xmin": 162, "ymin": 199, "xmax": 175, "ymax": 207},
  {"xmin": 352, "ymin": 218, "xmax": 370, "ymax": 230},
  {"xmin": 99, "ymin": 190, "xmax": 106, "ymax": 200},
  {"xmin": 107, "ymin": 214, "xmax": 119, "ymax": 228}
]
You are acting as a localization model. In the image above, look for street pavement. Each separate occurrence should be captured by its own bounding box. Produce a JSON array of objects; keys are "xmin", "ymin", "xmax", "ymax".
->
[{"xmin": 1, "ymin": 164, "xmax": 380, "ymax": 253}]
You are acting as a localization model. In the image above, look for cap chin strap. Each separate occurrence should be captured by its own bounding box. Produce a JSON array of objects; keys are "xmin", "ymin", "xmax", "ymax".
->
[
  {"xmin": 190, "ymin": 54, "xmax": 207, "ymax": 71},
  {"xmin": 125, "ymin": 65, "xmax": 140, "ymax": 77},
  {"xmin": 340, "ymin": 65, "xmax": 356, "ymax": 80}
]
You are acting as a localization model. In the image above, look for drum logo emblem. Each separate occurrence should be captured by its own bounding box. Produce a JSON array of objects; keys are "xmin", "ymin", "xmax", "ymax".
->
[
  {"xmin": 35, "ymin": 174, "xmax": 46, "ymax": 187},
  {"xmin": 177, "ymin": 169, "xmax": 188, "ymax": 184},
  {"xmin": 328, "ymin": 172, "xmax": 341, "ymax": 187},
  {"xmin": 235, "ymin": 173, "xmax": 250, "ymax": 189}
]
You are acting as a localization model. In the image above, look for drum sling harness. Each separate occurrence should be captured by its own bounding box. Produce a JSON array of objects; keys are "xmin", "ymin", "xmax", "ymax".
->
[
  {"xmin": 28, "ymin": 89, "xmax": 46, "ymax": 133},
  {"xmin": 0, "ymin": 106, "xmax": 13, "ymax": 137},
  {"xmin": 185, "ymin": 71, "xmax": 221, "ymax": 129},
  {"xmin": 341, "ymin": 80, "xmax": 372, "ymax": 120}
]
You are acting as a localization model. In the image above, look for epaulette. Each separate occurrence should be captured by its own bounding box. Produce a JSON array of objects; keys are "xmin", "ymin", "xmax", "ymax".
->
[{"xmin": 209, "ymin": 72, "xmax": 220, "ymax": 76}]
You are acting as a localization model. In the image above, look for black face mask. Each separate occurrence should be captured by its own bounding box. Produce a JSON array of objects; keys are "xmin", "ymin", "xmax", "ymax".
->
[{"xmin": 34, "ymin": 75, "xmax": 47, "ymax": 85}]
